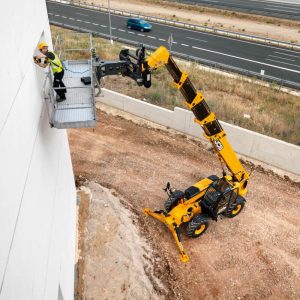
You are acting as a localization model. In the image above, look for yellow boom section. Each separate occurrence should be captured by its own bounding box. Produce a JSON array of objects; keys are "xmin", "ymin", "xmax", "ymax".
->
[{"xmin": 146, "ymin": 46, "xmax": 249, "ymax": 185}]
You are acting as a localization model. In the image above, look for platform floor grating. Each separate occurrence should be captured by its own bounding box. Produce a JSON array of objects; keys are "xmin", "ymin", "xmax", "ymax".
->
[{"xmin": 51, "ymin": 60, "xmax": 96, "ymax": 129}]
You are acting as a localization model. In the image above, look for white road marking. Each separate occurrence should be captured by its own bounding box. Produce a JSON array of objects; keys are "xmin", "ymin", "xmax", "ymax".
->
[
  {"xmin": 92, "ymin": 23, "xmax": 99, "ymax": 26},
  {"xmin": 69, "ymin": 17, "xmax": 75, "ymax": 20},
  {"xmin": 266, "ymin": 4, "xmax": 284, "ymax": 7},
  {"xmin": 268, "ymin": 54, "xmax": 295, "ymax": 62},
  {"xmin": 128, "ymin": 31, "xmax": 135, "ymax": 34},
  {"xmin": 101, "ymin": 25, "xmax": 107, "ymax": 28},
  {"xmin": 202, "ymin": 0, "xmax": 219, "ymax": 2},
  {"xmin": 48, "ymin": 12, "xmax": 53, "ymax": 15},
  {"xmin": 61, "ymin": 16, "xmax": 67, "ymax": 19},
  {"xmin": 76, "ymin": 12, "xmax": 88, "ymax": 16},
  {"xmin": 181, "ymin": 43, "xmax": 189, "ymax": 47},
  {"xmin": 55, "ymin": 14, "xmax": 60, "ymax": 17},
  {"xmin": 159, "ymin": 38, "xmax": 166, "ymax": 41},
  {"xmin": 84, "ymin": 21, "xmax": 90, "ymax": 24},
  {"xmin": 118, "ymin": 29, "xmax": 125, "ymax": 32},
  {"xmin": 111, "ymin": 27, "xmax": 116, "ymax": 30},
  {"xmin": 173, "ymin": 41, "xmax": 178, "ymax": 44},
  {"xmin": 191, "ymin": 46, "xmax": 300, "ymax": 74},
  {"xmin": 148, "ymin": 36, "xmax": 156, "ymax": 39},
  {"xmin": 266, "ymin": 7, "xmax": 296, "ymax": 13},
  {"xmin": 76, "ymin": 19, "xmax": 82, "ymax": 22},
  {"xmin": 189, "ymin": 30, "xmax": 300, "ymax": 55},
  {"xmin": 263, "ymin": 0, "xmax": 300, "ymax": 8},
  {"xmin": 186, "ymin": 36, "xmax": 208, "ymax": 43},
  {"xmin": 138, "ymin": 33, "xmax": 145, "ymax": 36},
  {"xmin": 266, "ymin": 58, "xmax": 298, "ymax": 67},
  {"xmin": 274, "ymin": 51, "xmax": 300, "ymax": 59},
  {"xmin": 266, "ymin": 4, "xmax": 300, "ymax": 11}
]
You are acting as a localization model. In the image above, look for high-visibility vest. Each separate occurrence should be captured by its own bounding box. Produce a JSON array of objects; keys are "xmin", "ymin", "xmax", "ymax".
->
[{"xmin": 47, "ymin": 51, "xmax": 63, "ymax": 74}]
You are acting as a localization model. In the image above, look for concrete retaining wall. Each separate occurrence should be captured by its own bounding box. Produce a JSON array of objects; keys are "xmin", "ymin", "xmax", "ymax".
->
[{"xmin": 99, "ymin": 88, "xmax": 300, "ymax": 175}]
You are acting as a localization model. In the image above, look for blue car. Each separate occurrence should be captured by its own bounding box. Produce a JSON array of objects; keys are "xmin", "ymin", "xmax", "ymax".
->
[{"xmin": 126, "ymin": 18, "xmax": 152, "ymax": 32}]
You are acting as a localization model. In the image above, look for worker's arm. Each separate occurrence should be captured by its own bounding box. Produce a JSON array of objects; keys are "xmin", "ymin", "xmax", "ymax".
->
[
  {"xmin": 33, "ymin": 51, "xmax": 55, "ymax": 68},
  {"xmin": 33, "ymin": 54, "xmax": 48, "ymax": 68}
]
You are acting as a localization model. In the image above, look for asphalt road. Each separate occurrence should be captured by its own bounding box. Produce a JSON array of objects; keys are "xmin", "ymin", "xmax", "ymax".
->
[
  {"xmin": 47, "ymin": 1, "xmax": 300, "ymax": 87},
  {"xmin": 174, "ymin": 0, "xmax": 300, "ymax": 20}
]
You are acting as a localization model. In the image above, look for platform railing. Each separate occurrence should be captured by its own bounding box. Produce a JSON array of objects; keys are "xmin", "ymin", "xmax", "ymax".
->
[{"xmin": 42, "ymin": 33, "xmax": 97, "ymax": 128}]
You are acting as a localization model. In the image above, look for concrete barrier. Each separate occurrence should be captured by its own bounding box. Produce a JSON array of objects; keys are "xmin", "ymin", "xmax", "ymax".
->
[
  {"xmin": 99, "ymin": 88, "xmax": 300, "ymax": 175},
  {"xmin": 99, "ymin": 88, "xmax": 174, "ymax": 128}
]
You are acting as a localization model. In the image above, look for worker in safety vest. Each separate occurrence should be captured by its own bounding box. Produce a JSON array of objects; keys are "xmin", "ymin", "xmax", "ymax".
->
[{"xmin": 34, "ymin": 42, "xmax": 66, "ymax": 102}]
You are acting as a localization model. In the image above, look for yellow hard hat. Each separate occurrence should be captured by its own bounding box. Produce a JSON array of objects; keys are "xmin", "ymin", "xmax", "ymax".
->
[{"xmin": 38, "ymin": 42, "xmax": 48, "ymax": 50}]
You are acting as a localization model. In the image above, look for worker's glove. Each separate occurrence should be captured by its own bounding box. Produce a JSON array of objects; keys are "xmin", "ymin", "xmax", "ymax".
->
[{"xmin": 33, "ymin": 56, "xmax": 41, "ymax": 64}]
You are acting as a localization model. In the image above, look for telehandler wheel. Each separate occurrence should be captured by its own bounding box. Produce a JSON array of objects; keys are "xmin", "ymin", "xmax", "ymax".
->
[
  {"xmin": 164, "ymin": 197, "xmax": 178, "ymax": 212},
  {"xmin": 223, "ymin": 196, "xmax": 246, "ymax": 218},
  {"xmin": 186, "ymin": 214, "xmax": 209, "ymax": 238}
]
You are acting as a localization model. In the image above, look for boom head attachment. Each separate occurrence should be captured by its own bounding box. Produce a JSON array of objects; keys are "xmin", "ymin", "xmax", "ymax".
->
[{"xmin": 93, "ymin": 44, "xmax": 152, "ymax": 88}]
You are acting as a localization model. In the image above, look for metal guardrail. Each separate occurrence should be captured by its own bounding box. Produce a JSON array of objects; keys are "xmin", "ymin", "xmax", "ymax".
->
[
  {"xmin": 47, "ymin": 0, "xmax": 300, "ymax": 51},
  {"xmin": 49, "ymin": 20, "xmax": 300, "ymax": 91}
]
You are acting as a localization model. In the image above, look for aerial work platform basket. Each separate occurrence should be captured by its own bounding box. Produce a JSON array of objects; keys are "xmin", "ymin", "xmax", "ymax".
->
[{"xmin": 43, "ymin": 33, "xmax": 97, "ymax": 129}]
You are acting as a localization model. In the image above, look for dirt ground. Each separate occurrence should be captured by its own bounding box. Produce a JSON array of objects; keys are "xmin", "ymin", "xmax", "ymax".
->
[
  {"xmin": 76, "ymin": 183, "xmax": 165, "ymax": 299},
  {"xmin": 89, "ymin": 0, "xmax": 300, "ymax": 43},
  {"xmin": 70, "ymin": 106, "xmax": 300, "ymax": 300}
]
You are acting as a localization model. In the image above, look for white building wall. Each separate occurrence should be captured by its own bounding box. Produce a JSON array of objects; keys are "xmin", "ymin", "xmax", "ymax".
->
[{"xmin": 0, "ymin": 1, "xmax": 77, "ymax": 300}]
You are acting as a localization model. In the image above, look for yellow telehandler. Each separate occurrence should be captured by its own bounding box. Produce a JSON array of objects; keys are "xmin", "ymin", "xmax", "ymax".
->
[{"xmin": 93, "ymin": 44, "xmax": 250, "ymax": 262}]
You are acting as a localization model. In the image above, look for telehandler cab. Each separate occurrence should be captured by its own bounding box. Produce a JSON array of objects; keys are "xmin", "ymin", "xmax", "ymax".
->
[{"xmin": 93, "ymin": 44, "xmax": 250, "ymax": 262}]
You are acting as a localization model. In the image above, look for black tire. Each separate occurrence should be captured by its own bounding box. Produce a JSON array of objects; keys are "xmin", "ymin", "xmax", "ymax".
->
[
  {"xmin": 207, "ymin": 175, "xmax": 219, "ymax": 182},
  {"xmin": 186, "ymin": 214, "xmax": 209, "ymax": 238},
  {"xmin": 223, "ymin": 196, "xmax": 245, "ymax": 218},
  {"xmin": 164, "ymin": 197, "xmax": 178, "ymax": 212}
]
